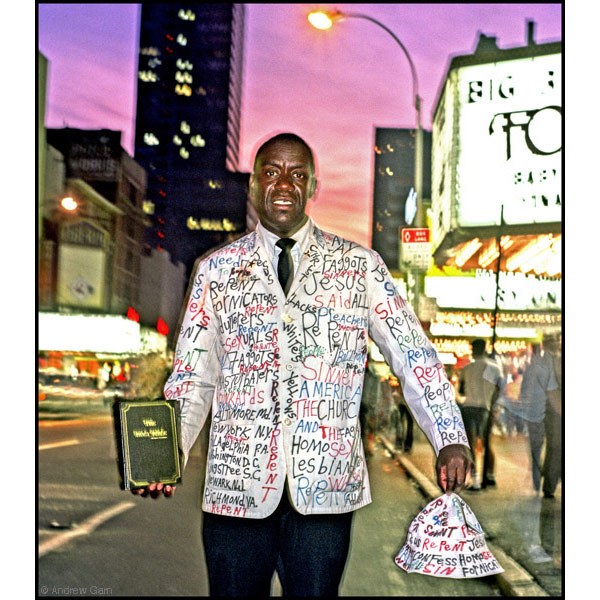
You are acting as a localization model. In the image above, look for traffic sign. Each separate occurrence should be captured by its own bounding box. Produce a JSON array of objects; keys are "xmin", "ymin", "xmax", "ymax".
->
[{"xmin": 401, "ymin": 228, "xmax": 431, "ymax": 270}]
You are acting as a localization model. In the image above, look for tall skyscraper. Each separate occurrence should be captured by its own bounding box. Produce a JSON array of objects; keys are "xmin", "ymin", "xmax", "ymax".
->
[
  {"xmin": 134, "ymin": 4, "xmax": 247, "ymax": 275},
  {"xmin": 371, "ymin": 128, "xmax": 432, "ymax": 272}
]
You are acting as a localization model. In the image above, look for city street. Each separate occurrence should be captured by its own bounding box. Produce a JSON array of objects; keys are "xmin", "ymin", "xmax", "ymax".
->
[{"xmin": 39, "ymin": 409, "xmax": 501, "ymax": 597}]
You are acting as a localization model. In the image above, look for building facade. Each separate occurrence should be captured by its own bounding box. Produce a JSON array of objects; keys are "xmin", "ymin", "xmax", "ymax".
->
[
  {"xmin": 426, "ymin": 22, "xmax": 562, "ymax": 359},
  {"xmin": 371, "ymin": 127, "xmax": 432, "ymax": 273},
  {"xmin": 45, "ymin": 128, "xmax": 152, "ymax": 315},
  {"xmin": 134, "ymin": 3, "xmax": 248, "ymax": 275}
]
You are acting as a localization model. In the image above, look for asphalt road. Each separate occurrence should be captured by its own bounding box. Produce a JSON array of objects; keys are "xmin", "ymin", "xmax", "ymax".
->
[{"xmin": 38, "ymin": 414, "xmax": 500, "ymax": 597}]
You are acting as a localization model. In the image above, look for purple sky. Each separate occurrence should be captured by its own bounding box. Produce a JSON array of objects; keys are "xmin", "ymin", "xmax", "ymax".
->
[{"xmin": 38, "ymin": 3, "xmax": 562, "ymax": 246}]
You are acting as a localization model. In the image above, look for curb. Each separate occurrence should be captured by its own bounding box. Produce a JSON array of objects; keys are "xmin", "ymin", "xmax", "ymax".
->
[{"xmin": 378, "ymin": 434, "xmax": 549, "ymax": 597}]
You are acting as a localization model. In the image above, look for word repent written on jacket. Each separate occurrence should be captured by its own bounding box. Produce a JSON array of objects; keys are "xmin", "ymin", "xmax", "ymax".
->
[{"xmin": 164, "ymin": 222, "xmax": 468, "ymax": 518}]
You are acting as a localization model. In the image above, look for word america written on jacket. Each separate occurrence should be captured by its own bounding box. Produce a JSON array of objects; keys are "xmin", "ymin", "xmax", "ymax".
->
[{"xmin": 164, "ymin": 221, "xmax": 469, "ymax": 518}]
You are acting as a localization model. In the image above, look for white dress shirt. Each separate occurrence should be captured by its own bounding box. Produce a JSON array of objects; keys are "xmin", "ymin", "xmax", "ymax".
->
[{"xmin": 256, "ymin": 218, "xmax": 311, "ymax": 282}]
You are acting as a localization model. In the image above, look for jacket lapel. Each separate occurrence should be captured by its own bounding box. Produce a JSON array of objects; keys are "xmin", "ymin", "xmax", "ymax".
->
[{"xmin": 287, "ymin": 223, "xmax": 327, "ymax": 301}]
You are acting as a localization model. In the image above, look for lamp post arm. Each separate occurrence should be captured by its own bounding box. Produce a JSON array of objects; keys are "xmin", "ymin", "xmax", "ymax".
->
[{"xmin": 342, "ymin": 12, "xmax": 420, "ymax": 115}]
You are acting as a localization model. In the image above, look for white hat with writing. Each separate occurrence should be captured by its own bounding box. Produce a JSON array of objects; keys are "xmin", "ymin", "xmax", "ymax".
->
[{"xmin": 395, "ymin": 493, "xmax": 504, "ymax": 578}]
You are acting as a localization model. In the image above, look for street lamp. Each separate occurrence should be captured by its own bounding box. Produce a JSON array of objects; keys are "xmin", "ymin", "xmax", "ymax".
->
[
  {"xmin": 60, "ymin": 196, "xmax": 78, "ymax": 211},
  {"xmin": 308, "ymin": 9, "xmax": 424, "ymax": 227}
]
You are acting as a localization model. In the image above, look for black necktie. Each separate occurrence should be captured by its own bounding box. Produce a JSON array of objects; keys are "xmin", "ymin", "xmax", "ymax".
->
[{"xmin": 276, "ymin": 238, "xmax": 296, "ymax": 296}]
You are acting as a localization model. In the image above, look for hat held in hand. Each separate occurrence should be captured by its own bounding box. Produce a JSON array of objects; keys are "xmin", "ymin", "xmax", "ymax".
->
[{"xmin": 395, "ymin": 493, "xmax": 504, "ymax": 578}]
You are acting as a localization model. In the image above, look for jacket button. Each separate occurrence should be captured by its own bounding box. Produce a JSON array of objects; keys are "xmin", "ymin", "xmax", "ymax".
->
[
  {"xmin": 284, "ymin": 418, "xmax": 292, "ymax": 426},
  {"xmin": 286, "ymin": 364, "xmax": 294, "ymax": 372},
  {"xmin": 282, "ymin": 314, "xmax": 293, "ymax": 323}
]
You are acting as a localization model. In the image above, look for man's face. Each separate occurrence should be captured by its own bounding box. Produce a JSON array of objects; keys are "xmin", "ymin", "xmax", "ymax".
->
[{"xmin": 250, "ymin": 139, "xmax": 316, "ymax": 237}]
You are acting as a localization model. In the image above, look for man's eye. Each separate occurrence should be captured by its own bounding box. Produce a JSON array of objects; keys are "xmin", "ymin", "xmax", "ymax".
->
[{"xmin": 294, "ymin": 172, "xmax": 306, "ymax": 179}]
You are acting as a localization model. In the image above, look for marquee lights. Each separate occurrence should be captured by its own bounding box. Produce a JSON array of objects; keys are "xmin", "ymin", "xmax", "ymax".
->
[
  {"xmin": 455, "ymin": 238, "xmax": 482, "ymax": 267},
  {"xmin": 432, "ymin": 338, "xmax": 529, "ymax": 357}
]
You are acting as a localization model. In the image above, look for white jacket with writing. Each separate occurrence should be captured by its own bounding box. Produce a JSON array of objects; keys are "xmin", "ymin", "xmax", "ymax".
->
[{"xmin": 164, "ymin": 222, "xmax": 468, "ymax": 518}]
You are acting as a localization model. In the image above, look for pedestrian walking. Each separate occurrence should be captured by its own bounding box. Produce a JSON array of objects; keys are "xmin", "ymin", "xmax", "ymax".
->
[
  {"xmin": 133, "ymin": 133, "xmax": 472, "ymax": 597},
  {"xmin": 458, "ymin": 339, "xmax": 504, "ymax": 490},
  {"xmin": 519, "ymin": 337, "xmax": 561, "ymax": 498}
]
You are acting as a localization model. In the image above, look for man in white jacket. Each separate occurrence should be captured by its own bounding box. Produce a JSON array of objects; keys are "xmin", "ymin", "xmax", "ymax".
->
[{"xmin": 135, "ymin": 133, "xmax": 472, "ymax": 596}]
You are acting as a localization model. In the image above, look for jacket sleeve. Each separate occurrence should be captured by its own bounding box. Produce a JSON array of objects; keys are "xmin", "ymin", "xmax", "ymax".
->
[
  {"xmin": 366, "ymin": 251, "xmax": 469, "ymax": 455},
  {"xmin": 164, "ymin": 258, "xmax": 221, "ymax": 466}
]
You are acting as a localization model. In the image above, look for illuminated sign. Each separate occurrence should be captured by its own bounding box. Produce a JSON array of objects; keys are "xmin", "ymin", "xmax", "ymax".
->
[
  {"xmin": 39, "ymin": 314, "xmax": 141, "ymax": 353},
  {"xmin": 459, "ymin": 54, "xmax": 561, "ymax": 226},
  {"xmin": 432, "ymin": 52, "xmax": 561, "ymax": 246},
  {"xmin": 57, "ymin": 245, "xmax": 107, "ymax": 310},
  {"xmin": 424, "ymin": 270, "xmax": 561, "ymax": 311}
]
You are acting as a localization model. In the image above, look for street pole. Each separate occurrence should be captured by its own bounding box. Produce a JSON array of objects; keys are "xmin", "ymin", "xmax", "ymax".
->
[
  {"xmin": 490, "ymin": 205, "xmax": 504, "ymax": 357},
  {"xmin": 308, "ymin": 9, "xmax": 425, "ymax": 311}
]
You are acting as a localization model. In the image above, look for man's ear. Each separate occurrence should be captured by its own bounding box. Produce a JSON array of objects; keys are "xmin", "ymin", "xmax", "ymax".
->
[
  {"xmin": 309, "ymin": 176, "xmax": 317, "ymax": 198},
  {"xmin": 248, "ymin": 173, "xmax": 256, "ymax": 196}
]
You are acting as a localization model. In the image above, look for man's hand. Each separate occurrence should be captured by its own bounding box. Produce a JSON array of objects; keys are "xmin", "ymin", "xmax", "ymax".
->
[
  {"xmin": 436, "ymin": 444, "xmax": 473, "ymax": 494},
  {"xmin": 131, "ymin": 482, "xmax": 176, "ymax": 499}
]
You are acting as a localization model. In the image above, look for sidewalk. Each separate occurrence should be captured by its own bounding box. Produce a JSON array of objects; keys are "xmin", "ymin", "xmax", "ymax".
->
[{"xmin": 378, "ymin": 428, "xmax": 562, "ymax": 597}]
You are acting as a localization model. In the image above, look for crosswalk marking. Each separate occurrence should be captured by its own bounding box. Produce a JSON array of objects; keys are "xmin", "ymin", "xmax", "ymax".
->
[
  {"xmin": 39, "ymin": 439, "xmax": 80, "ymax": 451},
  {"xmin": 38, "ymin": 501, "xmax": 135, "ymax": 557}
]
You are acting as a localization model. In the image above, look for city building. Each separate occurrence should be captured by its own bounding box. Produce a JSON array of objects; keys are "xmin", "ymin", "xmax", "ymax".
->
[
  {"xmin": 134, "ymin": 3, "xmax": 248, "ymax": 276},
  {"xmin": 45, "ymin": 127, "xmax": 153, "ymax": 316},
  {"xmin": 427, "ymin": 21, "xmax": 562, "ymax": 361},
  {"xmin": 371, "ymin": 127, "xmax": 432, "ymax": 274}
]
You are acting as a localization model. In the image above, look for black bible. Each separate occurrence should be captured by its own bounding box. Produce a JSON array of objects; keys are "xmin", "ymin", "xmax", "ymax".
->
[{"xmin": 113, "ymin": 399, "xmax": 183, "ymax": 490}]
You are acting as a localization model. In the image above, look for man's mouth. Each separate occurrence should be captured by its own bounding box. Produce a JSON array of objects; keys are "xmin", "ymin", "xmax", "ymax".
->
[{"xmin": 272, "ymin": 196, "xmax": 294, "ymax": 206}]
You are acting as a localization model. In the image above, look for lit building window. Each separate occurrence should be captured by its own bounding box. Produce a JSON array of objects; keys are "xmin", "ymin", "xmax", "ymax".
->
[
  {"xmin": 208, "ymin": 180, "xmax": 222, "ymax": 189},
  {"xmin": 178, "ymin": 8, "xmax": 196, "ymax": 21},
  {"xmin": 196, "ymin": 87, "xmax": 207, "ymax": 96},
  {"xmin": 148, "ymin": 58, "xmax": 162, "ymax": 68},
  {"xmin": 175, "ymin": 84, "xmax": 192, "ymax": 96},
  {"xmin": 143, "ymin": 200, "xmax": 155, "ymax": 214},
  {"xmin": 177, "ymin": 34, "xmax": 187, "ymax": 46},
  {"xmin": 140, "ymin": 47, "xmax": 160, "ymax": 56},
  {"xmin": 175, "ymin": 71, "xmax": 192, "ymax": 84},
  {"xmin": 176, "ymin": 58, "xmax": 193, "ymax": 70},
  {"xmin": 190, "ymin": 135, "xmax": 206, "ymax": 147},
  {"xmin": 144, "ymin": 133, "xmax": 159, "ymax": 146},
  {"xmin": 187, "ymin": 217, "xmax": 239, "ymax": 232},
  {"xmin": 139, "ymin": 70, "xmax": 158, "ymax": 82},
  {"xmin": 173, "ymin": 135, "xmax": 182, "ymax": 146},
  {"xmin": 180, "ymin": 147, "xmax": 189, "ymax": 159},
  {"xmin": 180, "ymin": 121, "xmax": 190, "ymax": 134}
]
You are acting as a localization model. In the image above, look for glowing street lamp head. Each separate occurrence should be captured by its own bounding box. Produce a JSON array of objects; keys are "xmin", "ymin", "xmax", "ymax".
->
[
  {"xmin": 61, "ymin": 197, "xmax": 78, "ymax": 211},
  {"xmin": 308, "ymin": 10, "xmax": 343, "ymax": 30}
]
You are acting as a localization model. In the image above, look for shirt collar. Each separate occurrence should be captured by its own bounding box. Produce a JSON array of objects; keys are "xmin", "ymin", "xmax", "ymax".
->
[{"xmin": 256, "ymin": 217, "xmax": 312, "ymax": 258}]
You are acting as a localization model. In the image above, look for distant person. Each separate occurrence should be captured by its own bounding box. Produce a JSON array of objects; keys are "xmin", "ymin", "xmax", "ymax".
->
[
  {"xmin": 387, "ymin": 375, "xmax": 413, "ymax": 452},
  {"xmin": 519, "ymin": 337, "xmax": 561, "ymax": 498},
  {"xmin": 133, "ymin": 132, "xmax": 472, "ymax": 597},
  {"xmin": 458, "ymin": 339, "xmax": 504, "ymax": 490},
  {"xmin": 360, "ymin": 356, "xmax": 381, "ymax": 456}
]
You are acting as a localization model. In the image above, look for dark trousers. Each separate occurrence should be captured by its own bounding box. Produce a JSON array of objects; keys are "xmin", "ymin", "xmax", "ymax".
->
[
  {"xmin": 202, "ymin": 489, "xmax": 354, "ymax": 597},
  {"xmin": 526, "ymin": 407, "xmax": 562, "ymax": 494}
]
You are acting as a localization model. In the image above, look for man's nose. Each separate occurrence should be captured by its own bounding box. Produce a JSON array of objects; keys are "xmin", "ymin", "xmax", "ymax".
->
[{"xmin": 275, "ymin": 172, "xmax": 294, "ymax": 189}]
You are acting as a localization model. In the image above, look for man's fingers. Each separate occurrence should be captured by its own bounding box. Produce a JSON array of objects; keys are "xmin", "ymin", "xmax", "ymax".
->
[{"xmin": 131, "ymin": 482, "xmax": 175, "ymax": 498}]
